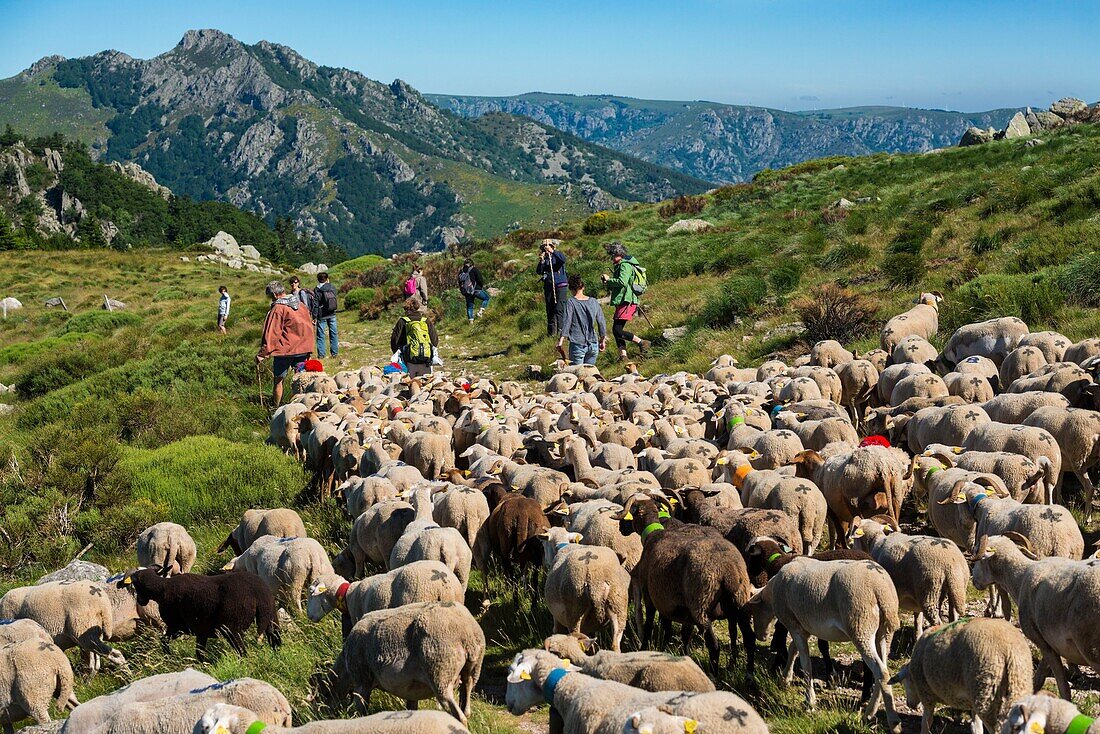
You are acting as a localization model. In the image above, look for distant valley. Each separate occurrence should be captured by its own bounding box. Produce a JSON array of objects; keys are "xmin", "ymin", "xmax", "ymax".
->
[{"xmin": 428, "ymin": 92, "xmax": 1018, "ymax": 183}]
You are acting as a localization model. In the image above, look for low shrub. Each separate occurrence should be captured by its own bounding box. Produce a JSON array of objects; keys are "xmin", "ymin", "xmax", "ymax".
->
[
  {"xmin": 581, "ymin": 211, "xmax": 629, "ymax": 235},
  {"xmin": 817, "ymin": 241, "xmax": 872, "ymax": 270},
  {"xmin": 657, "ymin": 195, "xmax": 706, "ymax": 219},
  {"xmin": 969, "ymin": 227, "xmax": 1009, "ymax": 255},
  {"xmin": 111, "ymin": 436, "xmax": 306, "ymax": 525},
  {"xmin": 844, "ymin": 209, "xmax": 869, "ymax": 235},
  {"xmin": 1009, "ymin": 235, "xmax": 1076, "ymax": 274},
  {"xmin": 796, "ymin": 284, "xmax": 878, "ymax": 344},
  {"xmin": 59, "ymin": 310, "xmax": 142, "ymax": 335},
  {"xmin": 342, "ymin": 287, "xmax": 376, "ymax": 311},
  {"xmin": 943, "ymin": 272, "xmax": 1065, "ymax": 330},
  {"xmin": 1059, "ymin": 252, "xmax": 1100, "ymax": 306},
  {"xmin": 767, "ymin": 260, "xmax": 803, "ymax": 295},
  {"xmin": 0, "ymin": 332, "xmax": 94, "ymax": 365},
  {"xmin": 694, "ymin": 274, "xmax": 767, "ymax": 329},
  {"xmin": 883, "ymin": 252, "xmax": 925, "ymax": 287},
  {"xmin": 887, "ymin": 219, "xmax": 932, "ymax": 255}
]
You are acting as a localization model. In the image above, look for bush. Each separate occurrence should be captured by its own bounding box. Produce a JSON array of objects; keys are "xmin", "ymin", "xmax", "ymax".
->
[
  {"xmin": 969, "ymin": 227, "xmax": 1008, "ymax": 255},
  {"xmin": 1059, "ymin": 252, "xmax": 1100, "ymax": 306},
  {"xmin": 797, "ymin": 284, "xmax": 878, "ymax": 344},
  {"xmin": 883, "ymin": 252, "xmax": 925, "ymax": 287},
  {"xmin": 944, "ymin": 272, "xmax": 1065, "ymax": 330},
  {"xmin": 767, "ymin": 260, "xmax": 803, "ymax": 295},
  {"xmin": 844, "ymin": 209, "xmax": 869, "ymax": 235},
  {"xmin": 887, "ymin": 219, "xmax": 932, "ymax": 255},
  {"xmin": 111, "ymin": 436, "xmax": 306, "ymax": 525},
  {"xmin": 582, "ymin": 211, "xmax": 629, "ymax": 235},
  {"xmin": 14, "ymin": 338, "xmax": 128, "ymax": 399},
  {"xmin": 694, "ymin": 275, "xmax": 767, "ymax": 329},
  {"xmin": 657, "ymin": 195, "xmax": 706, "ymax": 219},
  {"xmin": 817, "ymin": 241, "xmax": 872, "ymax": 270},
  {"xmin": 343, "ymin": 287, "xmax": 376, "ymax": 311},
  {"xmin": 59, "ymin": 310, "xmax": 142, "ymax": 335},
  {"xmin": 1010, "ymin": 235, "xmax": 1075, "ymax": 274}
]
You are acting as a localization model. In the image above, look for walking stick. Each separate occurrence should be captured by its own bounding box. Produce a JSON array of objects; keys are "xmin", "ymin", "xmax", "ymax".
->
[
  {"xmin": 256, "ymin": 362, "xmax": 268, "ymax": 411},
  {"xmin": 637, "ymin": 302, "xmax": 655, "ymax": 329}
]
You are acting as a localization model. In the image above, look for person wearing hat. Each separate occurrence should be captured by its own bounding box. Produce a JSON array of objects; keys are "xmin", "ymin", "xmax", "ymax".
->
[
  {"xmin": 535, "ymin": 238, "xmax": 569, "ymax": 337},
  {"xmin": 601, "ymin": 241, "xmax": 650, "ymax": 360},
  {"xmin": 256, "ymin": 280, "xmax": 315, "ymax": 407},
  {"xmin": 391, "ymin": 298, "xmax": 438, "ymax": 378}
]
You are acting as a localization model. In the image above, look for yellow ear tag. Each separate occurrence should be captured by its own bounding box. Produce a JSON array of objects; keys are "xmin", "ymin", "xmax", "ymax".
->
[
  {"xmin": 852, "ymin": 528, "xmax": 864, "ymax": 538},
  {"xmin": 1029, "ymin": 722, "xmax": 1044, "ymax": 734},
  {"xmin": 986, "ymin": 547, "xmax": 996, "ymax": 557},
  {"xmin": 561, "ymin": 658, "xmax": 570, "ymax": 666},
  {"xmin": 622, "ymin": 512, "xmax": 633, "ymax": 521},
  {"xmin": 123, "ymin": 575, "xmax": 131, "ymax": 585},
  {"xmin": 668, "ymin": 497, "xmax": 678, "ymax": 506},
  {"xmin": 645, "ymin": 429, "xmax": 655, "ymax": 437},
  {"xmin": 684, "ymin": 721, "xmax": 698, "ymax": 734},
  {"xmin": 520, "ymin": 670, "xmax": 532, "ymax": 680},
  {"xmin": 716, "ymin": 457, "xmax": 728, "ymax": 465},
  {"xmin": 953, "ymin": 447, "xmax": 963, "ymax": 454},
  {"xmin": 214, "ymin": 726, "xmax": 229, "ymax": 734}
]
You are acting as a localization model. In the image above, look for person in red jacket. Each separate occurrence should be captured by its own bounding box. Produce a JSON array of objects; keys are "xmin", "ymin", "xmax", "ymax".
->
[{"xmin": 256, "ymin": 280, "xmax": 315, "ymax": 407}]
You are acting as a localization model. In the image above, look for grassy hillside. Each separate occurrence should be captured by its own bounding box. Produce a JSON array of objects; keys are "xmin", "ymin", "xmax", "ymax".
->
[{"xmin": 2, "ymin": 122, "xmax": 1100, "ymax": 734}]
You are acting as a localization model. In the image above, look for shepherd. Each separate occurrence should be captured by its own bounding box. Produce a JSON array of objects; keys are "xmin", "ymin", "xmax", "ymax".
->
[{"xmin": 256, "ymin": 280, "xmax": 315, "ymax": 407}]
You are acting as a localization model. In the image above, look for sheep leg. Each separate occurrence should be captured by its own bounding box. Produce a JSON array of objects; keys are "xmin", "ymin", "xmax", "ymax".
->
[
  {"xmin": 914, "ymin": 611, "xmax": 925, "ymax": 639},
  {"xmin": 920, "ymin": 702, "xmax": 935, "ymax": 734},
  {"xmin": 818, "ymin": 640, "xmax": 834, "ymax": 685},
  {"xmin": 1038, "ymin": 645, "xmax": 1072, "ymax": 699},
  {"xmin": 857, "ymin": 636, "xmax": 900, "ymax": 732},
  {"xmin": 969, "ymin": 712, "xmax": 984, "ymax": 734},
  {"xmin": 461, "ymin": 653, "xmax": 481, "ymax": 719},
  {"xmin": 701, "ymin": 623, "xmax": 721, "ymax": 675},
  {"xmin": 792, "ymin": 634, "xmax": 816, "ymax": 709},
  {"xmin": 641, "ymin": 602, "xmax": 656, "ymax": 649},
  {"xmin": 3, "ymin": 720, "xmax": 14, "ymax": 734},
  {"xmin": 609, "ymin": 611, "xmax": 624, "ymax": 653},
  {"xmin": 436, "ymin": 685, "xmax": 467, "ymax": 727},
  {"xmin": 658, "ymin": 616, "xmax": 673, "ymax": 650},
  {"xmin": 1077, "ymin": 469, "xmax": 1096, "ymax": 523},
  {"xmin": 680, "ymin": 622, "xmax": 697, "ymax": 655},
  {"xmin": 783, "ymin": 641, "xmax": 799, "ymax": 684},
  {"xmin": 769, "ymin": 623, "xmax": 789, "ymax": 672},
  {"xmin": 406, "ymin": 699, "xmax": 419, "ymax": 711},
  {"xmin": 736, "ymin": 612, "xmax": 757, "ymax": 676}
]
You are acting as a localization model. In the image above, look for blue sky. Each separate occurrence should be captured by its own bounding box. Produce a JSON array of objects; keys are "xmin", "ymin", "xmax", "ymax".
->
[{"xmin": 0, "ymin": 0, "xmax": 1096, "ymax": 111}]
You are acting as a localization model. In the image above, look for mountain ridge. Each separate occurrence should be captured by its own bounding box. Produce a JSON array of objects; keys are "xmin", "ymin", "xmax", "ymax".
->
[
  {"xmin": 0, "ymin": 29, "xmax": 708, "ymax": 256},
  {"xmin": 427, "ymin": 91, "xmax": 1020, "ymax": 183}
]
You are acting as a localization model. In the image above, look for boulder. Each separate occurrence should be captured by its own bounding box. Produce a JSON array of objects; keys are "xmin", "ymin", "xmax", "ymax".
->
[
  {"xmin": 1050, "ymin": 97, "xmax": 1087, "ymax": 118},
  {"xmin": 37, "ymin": 559, "xmax": 109, "ymax": 584},
  {"xmin": 298, "ymin": 262, "xmax": 327, "ymax": 275},
  {"xmin": 434, "ymin": 226, "xmax": 466, "ymax": 249},
  {"xmin": 666, "ymin": 218, "xmax": 713, "ymax": 234},
  {"xmin": 0, "ymin": 383, "xmax": 12, "ymax": 394},
  {"xmin": 43, "ymin": 297, "xmax": 65, "ymax": 308},
  {"xmin": 1002, "ymin": 112, "xmax": 1031, "ymax": 140},
  {"xmin": 1025, "ymin": 139, "xmax": 1046, "ymax": 148},
  {"xmin": 204, "ymin": 231, "xmax": 242, "ymax": 259},
  {"xmin": 830, "ymin": 198, "xmax": 855, "ymax": 210},
  {"xmin": 179, "ymin": 256, "xmax": 190, "ymax": 262},
  {"xmin": 1026, "ymin": 108, "xmax": 1064, "ymax": 132},
  {"xmin": 245, "ymin": 263, "xmax": 260, "ymax": 272},
  {"xmin": 959, "ymin": 126, "xmax": 996, "ymax": 146},
  {"xmin": 227, "ymin": 259, "xmax": 243, "ymax": 270},
  {"xmin": 101, "ymin": 298, "xmax": 126, "ymax": 311},
  {"xmin": 0, "ymin": 404, "xmax": 13, "ymax": 416},
  {"xmin": 1, "ymin": 297, "xmax": 23, "ymax": 312},
  {"xmin": 662, "ymin": 326, "xmax": 689, "ymax": 343},
  {"xmin": 240, "ymin": 245, "xmax": 262, "ymax": 260}
]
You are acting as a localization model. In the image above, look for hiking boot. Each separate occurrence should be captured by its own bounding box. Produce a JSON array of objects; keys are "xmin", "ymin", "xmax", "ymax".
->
[
  {"xmin": 619, "ymin": 349, "xmax": 629, "ymax": 361},
  {"xmin": 639, "ymin": 339, "xmax": 652, "ymax": 355},
  {"xmin": 476, "ymin": 307, "xmax": 485, "ymax": 318},
  {"xmin": 468, "ymin": 318, "xmax": 474, "ymax": 325}
]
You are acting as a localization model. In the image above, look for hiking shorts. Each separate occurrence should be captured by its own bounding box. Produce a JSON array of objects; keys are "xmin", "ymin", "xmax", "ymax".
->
[
  {"xmin": 217, "ymin": 314, "xmax": 227, "ymax": 328},
  {"xmin": 273, "ymin": 353, "xmax": 310, "ymax": 380}
]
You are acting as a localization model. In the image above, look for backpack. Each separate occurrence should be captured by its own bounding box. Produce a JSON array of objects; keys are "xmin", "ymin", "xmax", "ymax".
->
[
  {"xmin": 630, "ymin": 262, "xmax": 648, "ymax": 296},
  {"xmin": 317, "ymin": 284, "xmax": 338, "ymax": 317},
  {"xmin": 457, "ymin": 269, "xmax": 475, "ymax": 296},
  {"xmin": 403, "ymin": 277, "xmax": 418, "ymax": 297},
  {"xmin": 402, "ymin": 316, "xmax": 432, "ymax": 364}
]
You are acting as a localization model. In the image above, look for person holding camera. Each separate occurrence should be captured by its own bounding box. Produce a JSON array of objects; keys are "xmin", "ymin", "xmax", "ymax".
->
[{"xmin": 535, "ymin": 238, "xmax": 569, "ymax": 337}]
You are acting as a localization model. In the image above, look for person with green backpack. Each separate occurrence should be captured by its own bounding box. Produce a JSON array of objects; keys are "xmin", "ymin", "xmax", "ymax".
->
[
  {"xmin": 601, "ymin": 241, "xmax": 650, "ymax": 360},
  {"xmin": 390, "ymin": 298, "xmax": 438, "ymax": 378}
]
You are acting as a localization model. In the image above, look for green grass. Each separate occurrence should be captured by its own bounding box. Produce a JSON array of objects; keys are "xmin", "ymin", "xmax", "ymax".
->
[{"xmin": 0, "ymin": 72, "xmax": 112, "ymax": 146}]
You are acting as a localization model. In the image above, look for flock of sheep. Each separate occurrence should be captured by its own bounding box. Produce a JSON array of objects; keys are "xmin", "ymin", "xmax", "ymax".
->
[{"xmin": 3, "ymin": 291, "xmax": 1100, "ymax": 734}]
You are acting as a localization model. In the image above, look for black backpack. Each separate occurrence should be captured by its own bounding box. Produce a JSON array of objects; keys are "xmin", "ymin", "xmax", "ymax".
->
[{"xmin": 316, "ymin": 284, "xmax": 338, "ymax": 317}]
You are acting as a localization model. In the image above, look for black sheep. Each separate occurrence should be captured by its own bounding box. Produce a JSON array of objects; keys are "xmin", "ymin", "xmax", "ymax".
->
[{"xmin": 123, "ymin": 568, "xmax": 281, "ymax": 660}]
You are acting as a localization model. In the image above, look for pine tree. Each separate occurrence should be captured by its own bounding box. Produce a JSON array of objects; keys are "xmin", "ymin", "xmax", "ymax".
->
[{"xmin": 0, "ymin": 210, "xmax": 21, "ymax": 250}]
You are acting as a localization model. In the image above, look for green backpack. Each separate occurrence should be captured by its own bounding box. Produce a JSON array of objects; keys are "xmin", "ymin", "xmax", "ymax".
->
[
  {"xmin": 402, "ymin": 316, "xmax": 432, "ymax": 364},
  {"xmin": 630, "ymin": 262, "xmax": 648, "ymax": 296}
]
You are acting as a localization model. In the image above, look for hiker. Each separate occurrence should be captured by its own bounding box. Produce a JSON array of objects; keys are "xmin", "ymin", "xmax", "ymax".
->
[
  {"xmin": 313, "ymin": 271, "xmax": 339, "ymax": 359},
  {"xmin": 255, "ymin": 280, "xmax": 315, "ymax": 407},
  {"xmin": 391, "ymin": 298, "xmax": 438, "ymax": 378},
  {"xmin": 536, "ymin": 239, "xmax": 569, "ymax": 336},
  {"xmin": 601, "ymin": 241, "xmax": 650, "ymax": 360},
  {"xmin": 457, "ymin": 258, "xmax": 490, "ymax": 324},
  {"xmin": 216, "ymin": 285, "xmax": 230, "ymax": 335},
  {"xmin": 289, "ymin": 275, "xmax": 313, "ymax": 314},
  {"xmin": 557, "ymin": 274, "xmax": 606, "ymax": 366},
  {"xmin": 404, "ymin": 265, "xmax": 428, "ymax": 303}
]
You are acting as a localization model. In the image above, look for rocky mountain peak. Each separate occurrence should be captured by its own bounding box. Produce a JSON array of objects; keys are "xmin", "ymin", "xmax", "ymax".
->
[
  {"xmin": 177, "ymin": 28, "xmax": 240, "ymax": 54},
  {"xmin": 25, "ymin": 55, "xmax": 65, "ymax": 78}
]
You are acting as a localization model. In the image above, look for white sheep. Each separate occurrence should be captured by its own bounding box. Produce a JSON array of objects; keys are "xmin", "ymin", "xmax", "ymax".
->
[
  {"xmin": 542, "ymin": 634, "xmax": 713, "ymax": 692},
  {"xmin": 750, "ymin": 557, "xmax": 901, "ymax": 732},
  {"xmin": 60, "ymin": 669, "xmax": 217, "ymax": 734},
  {"xmin": 540, "ymin": 528, "xmax": 630, "ymax": 652},
  {"xmin": 136, "ymin": 522, "xmax": 197, "ymax": 576},
  {"xmin": 891, "ymin": 617, "xmax": 1032, "ymax": 734},
  {"xmin": 334, "ymin": 601, "xmax": 484, "ymax": 725},
  {"xmin": 198, "ymin": 703, "xmax": 469, "ymax": 734},
  {"xmin": 0, "ymin": 637, "xmax": 78, "ymax": 733},
  {"xmin": 880, "ymin": 292, "xmax": 941, "ymax": 353},
  {"xmin": 225, "ymin": 535, "xmax": 335, "ymax": 612},
  {"xmin": 941, "ymin": 317, "xmax": 1029, "ymax": 367},
  {"xmin": 216, "ymin": 508, "xmax": 307, "ymax": 555}
]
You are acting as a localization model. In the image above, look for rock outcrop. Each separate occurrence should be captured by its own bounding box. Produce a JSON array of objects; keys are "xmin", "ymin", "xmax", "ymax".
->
[
  {"xmin": 666, "ymin": 218, "xmax": 713, "ymax": 234},
  {"xmin": 959, "ymin": 97, "xmax": 1099, "ymax": 146},
  {"xmin": 108, "ymin": 161, "xmax": 172, "ymax": 199}
]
